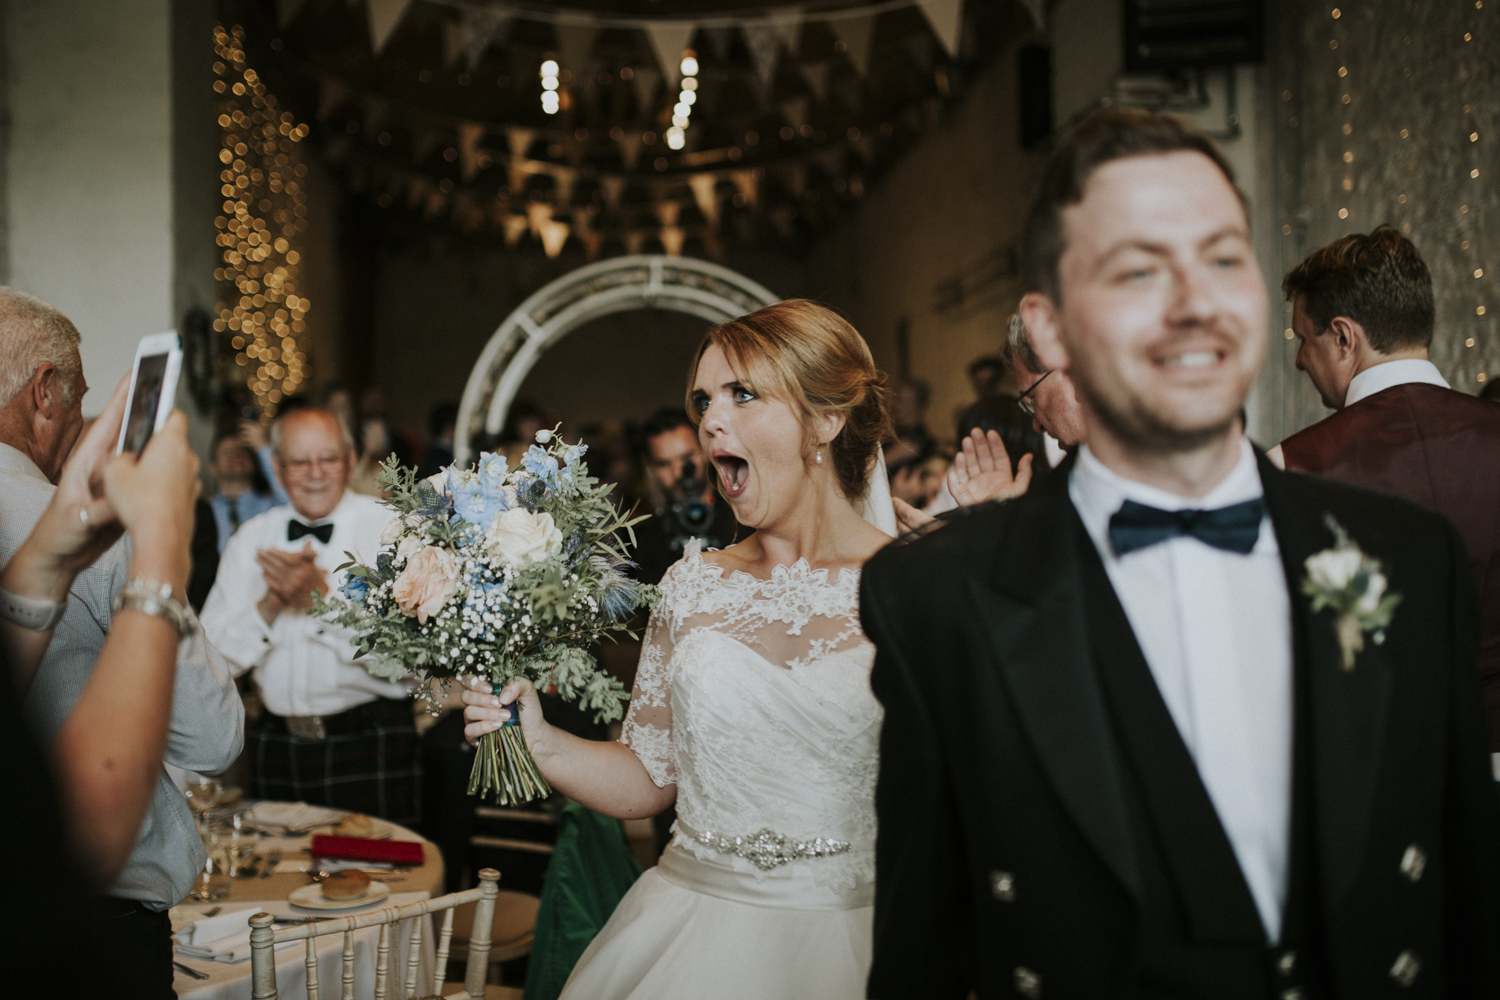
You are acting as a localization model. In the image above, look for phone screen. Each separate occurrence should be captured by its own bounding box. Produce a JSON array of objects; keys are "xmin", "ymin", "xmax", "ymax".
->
[{"xmin": 121, "ymin": 353, "xmax": 170, "ymax": 455}]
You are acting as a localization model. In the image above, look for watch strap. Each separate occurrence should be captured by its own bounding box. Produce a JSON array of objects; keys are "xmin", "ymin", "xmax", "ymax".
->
[
  {"xmin": 112, "ymin": 577, "xmax": 198, "ymax": 637},
  {"xmin": 0, "ymin": 587, "xmax": 68, "ymax": 631}
]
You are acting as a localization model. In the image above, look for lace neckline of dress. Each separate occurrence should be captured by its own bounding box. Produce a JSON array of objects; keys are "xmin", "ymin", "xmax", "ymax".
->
[
  {"xmin": 680, "ymin": 537, "xmax": 860, "ymax": 589},
  {"xmin": 671, "ymin": 538, "xmax": 863, "ymax": 642}
]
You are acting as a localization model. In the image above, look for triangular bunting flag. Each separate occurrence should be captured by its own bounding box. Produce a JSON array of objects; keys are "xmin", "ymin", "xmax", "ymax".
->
[
  {"xmin": 456, "ymin": 121, "xmax": 485, "ymax": 181},
  {"xmin": 367, "ymin": 0, "xmax": 414, "ymax": 53},
  {"xmin": 441, "ymin": 19, "xmax": 465, "ymax": 65},
  {"xmin": 526, "ymin": 201, "xmax": 553, "ymax": 237},
  {"xmin": 317, "ymin": 79, "xmax": 349, "ymax": 120},
  {"xmin": 742, "ymin": 23, "xmax": 781, "ymax": 100},
  {"xmin": 539, "ymin": 219, "xmax": 570, "ymax": 258},
  {"xmin": 828, "ymin": 14, "xmax": 875, "ymax": 75},
  {"xmin": 645, "ymin": 21, "xmax": 697, "ymax": 89},
  {"xmin": 915, "ymin": 0, "xmax": 964, "ymax": 58},
  {"xmin": 618, "ymin": 132, "xmax": 644, "ymax": 171},
  {"xmin": 556, "ymin": 23, "xmax": 599, "ymax": 75},
  {"xmin": 277, "ymin": 0, "xmax": 311, "ymax": 28},
  {"xmin": 770, "ymin": 16, "xmax": 802, "ymax": 56},
  {"xmin": 461, "ymin": 9, "xmax": 512, "ymax": 70},
  {"xmin": 631, "ymin": 66, "xmax": 660, "ymax": 116},
  {"xmin": 800, "ymin": 61, "xmax": 830, "ymax": 103},
  {"xmin": 731, "ymin": 169, "xmax": 759, "ymax": 209},
  {"xmin": 689, "ymin": 173, "xmax": 720, "ymax": 226},
  {"xmin": 623, "ymin": 231, "xmax": 648, "ymax": 255},
  {"xmin": 654, "ymin": 201, "xmax": 682, "ymax": 228},
  {"xmin": 659, "ymin": 226, "xmax": 686, "ymax": 256},
  {"xmin": 779, "ymin": 96, "xmax": 810, "ymax": 130},
  {"xmin": 506, "ymin": 126, "xmax": 537, "ymax": 159},
  {"xmin": 503, "ymin": 214, "xmax": 529, "ymax": 247},
  {"xmin": 702, "ymin": 26, "xmax": 735, "ymax": 62},
  {"xmin": 599, "ymin": 175, "xmax": 627, "ymax": 210}
]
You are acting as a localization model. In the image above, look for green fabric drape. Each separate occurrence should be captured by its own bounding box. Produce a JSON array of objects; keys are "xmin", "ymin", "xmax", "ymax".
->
[{"xmin": 522, "ymin": 802, "xmax": 644, "ymax": 1000}]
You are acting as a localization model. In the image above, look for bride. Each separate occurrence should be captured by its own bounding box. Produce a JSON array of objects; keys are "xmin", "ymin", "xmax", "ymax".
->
[{"xmin": 461, "ymin": 299, "xmax": 900, "ymax": 997}]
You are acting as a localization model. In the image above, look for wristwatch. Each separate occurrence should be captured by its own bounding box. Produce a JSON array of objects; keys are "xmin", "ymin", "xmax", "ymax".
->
[
  {"xmin": 112, "ymin": 577, "xmax": 198, "ymax": 637},
  {"xmin": 0, "ymin": 587, "xmax": 68, "ymax": 631}
]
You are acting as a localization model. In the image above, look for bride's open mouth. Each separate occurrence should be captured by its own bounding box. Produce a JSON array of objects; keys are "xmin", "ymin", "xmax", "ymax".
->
[{"xmin": 713, "ymin": 451, "xmax": 750, "ymax": 499}]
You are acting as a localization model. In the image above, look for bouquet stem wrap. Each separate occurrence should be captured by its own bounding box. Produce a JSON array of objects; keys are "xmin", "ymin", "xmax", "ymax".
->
[{"xmin": 468, "ymin": 681, "xmax": 553, "ymax": 805}]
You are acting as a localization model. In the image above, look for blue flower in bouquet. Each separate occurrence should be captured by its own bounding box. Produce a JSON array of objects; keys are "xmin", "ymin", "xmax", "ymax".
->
[
  {"xmin": 341, "ymin": 574, "xmax": 371, "ymax": 607},
  {"xmin": 449, "ymin": 462, "xmax": 510, "ymax": 531},
  {"xmin": 560, "ymin": 441, "xmax": 588, "ymax": 468},
  {"xmin": 478, "ymin": 451, "xmax": 508, "ymax": 485},
  {"xmin": 522, "ymin": 445, "xmax": 563, "ymax": 485},
  {"xmin": 597, "ymin": 571, "xmax": 640, "ymax": 621}
]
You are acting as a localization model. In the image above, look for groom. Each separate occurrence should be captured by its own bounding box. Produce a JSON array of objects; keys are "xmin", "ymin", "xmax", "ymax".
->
[{"xmin": 862, "ymin": 108, "xmax": 1500, "ymax": 999}]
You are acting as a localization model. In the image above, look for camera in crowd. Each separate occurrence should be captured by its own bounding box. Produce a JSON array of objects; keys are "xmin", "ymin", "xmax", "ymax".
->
[{"xmin": 666, "ymin": 457, "xmax": 717, "ymax": 553}]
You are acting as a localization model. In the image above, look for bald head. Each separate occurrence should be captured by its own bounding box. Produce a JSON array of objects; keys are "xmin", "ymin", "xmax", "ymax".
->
[{"xmin": 270, "ymin": 407, "xmax": 354, "ymax": 520}]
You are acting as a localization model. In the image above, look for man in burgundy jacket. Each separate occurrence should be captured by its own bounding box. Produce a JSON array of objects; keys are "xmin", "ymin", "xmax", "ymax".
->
[{"xmin": 1274, "ymin": 224, "xmax": 1500, "ymax": 772}]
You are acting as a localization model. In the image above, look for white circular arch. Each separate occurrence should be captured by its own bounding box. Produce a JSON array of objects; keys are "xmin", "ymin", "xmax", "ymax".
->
[{"xmin": 454, "ymin": 254, "xmax": 778, "ymax": 465}]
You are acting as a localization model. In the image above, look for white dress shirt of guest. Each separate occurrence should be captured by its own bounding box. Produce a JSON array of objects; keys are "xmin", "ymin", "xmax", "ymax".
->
[
  {"xmin": 200, "ymin": 408, "xmax": 406, "ymax": 717},
  {"xmin": 0, "ymin": 287, "xmax": 243, "ymax": 910}
]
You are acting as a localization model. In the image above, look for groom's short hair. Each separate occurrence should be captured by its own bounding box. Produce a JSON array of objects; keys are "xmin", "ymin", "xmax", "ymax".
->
[{"xmin": 1022, "ymin": 108, "xmax": 1243, "ymax": 303}]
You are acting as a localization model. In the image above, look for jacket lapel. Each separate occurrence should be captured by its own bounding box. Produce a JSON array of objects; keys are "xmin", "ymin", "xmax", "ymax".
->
[
  {"xmin": 967, "ymin": 464, "xmax": 1143, "ymax": 900},
  {"xmin": 1259, "ymin": 455, "xmax": 1393, "ymax": 906}
]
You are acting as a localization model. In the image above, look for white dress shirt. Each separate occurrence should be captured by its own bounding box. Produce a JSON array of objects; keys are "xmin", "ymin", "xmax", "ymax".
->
[
  {"xmin": 200, "ymin": 490, "xmax": 407, "ymax": 717},
  {"xmin": 0, "ymin": 443, "xmax": 243, "ymax": 909},
  {"xmin": 1344, "ymin": 357, "xmax": 1450, "ymax": 406},
  {"xmin": 1070, "ymin": 439, "xmax": 1294, "ymax": 943}
]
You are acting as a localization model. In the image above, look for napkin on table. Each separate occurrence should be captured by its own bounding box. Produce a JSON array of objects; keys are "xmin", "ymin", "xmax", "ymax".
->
[
  {"xmin": 173, "ymin": 909, "xmax": 297, "ymax": 964},
  {"xmin": 246, "ymin": 801, "xmax": 344, "ymax": 831}
]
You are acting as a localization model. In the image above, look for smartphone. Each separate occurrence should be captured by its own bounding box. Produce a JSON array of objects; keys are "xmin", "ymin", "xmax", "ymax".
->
[{"xmin": 116, "ymin": 332, "xmax": 183, "ymax": 455}]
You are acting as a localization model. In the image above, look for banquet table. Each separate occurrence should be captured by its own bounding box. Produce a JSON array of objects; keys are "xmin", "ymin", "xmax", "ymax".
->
[{"xmin": 169, "ymin": 810, "xmax": 447, "ymax": 999}]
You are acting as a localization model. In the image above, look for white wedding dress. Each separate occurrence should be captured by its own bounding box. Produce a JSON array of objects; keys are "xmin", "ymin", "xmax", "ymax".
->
[{"xmin": 559, "ymin": 538, "xmax": 882, "ymax": 999}]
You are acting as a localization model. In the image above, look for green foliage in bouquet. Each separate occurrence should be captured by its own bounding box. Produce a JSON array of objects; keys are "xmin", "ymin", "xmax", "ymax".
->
[{"xmin": 313, "ymin": 430, "xmax": 659, "ymax": 803}]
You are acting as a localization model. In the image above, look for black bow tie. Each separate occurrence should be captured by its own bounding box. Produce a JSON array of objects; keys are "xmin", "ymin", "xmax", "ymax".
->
[
  {"xmin": 1107, "ymin": 498, "xmax": 1264, "ymax": 557},
  {"xmin": 287, "ymin": 520, "xmax": 334, "ymax": 544}
]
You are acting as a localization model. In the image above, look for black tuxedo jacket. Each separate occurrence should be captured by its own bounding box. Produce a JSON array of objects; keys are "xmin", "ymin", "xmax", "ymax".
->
[{"xmin": 861, "ymin": 454, "xmax": 1500, "ymax": 998}]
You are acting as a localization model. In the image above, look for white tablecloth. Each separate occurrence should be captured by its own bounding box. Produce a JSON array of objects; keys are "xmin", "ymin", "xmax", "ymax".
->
[{"xmin": 170, "ymin": 891, "xmax": 438, "ymax": 1000}]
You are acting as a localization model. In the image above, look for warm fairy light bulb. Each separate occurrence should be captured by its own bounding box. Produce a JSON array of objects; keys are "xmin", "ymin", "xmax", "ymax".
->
[
  {"xmin": 541, "ymin": 91, "xmax": 560, "ymax": 114},
  {"xmin": 540, "ymin": 60, "xmax": 559, "ymax": 77},
  {"xmin": 680, "ymin": 54, "xmax": 698, "ymax": 77},
  {"xmin": 666, "ymin": 126, "xmax": 686, "ymax": 149}
]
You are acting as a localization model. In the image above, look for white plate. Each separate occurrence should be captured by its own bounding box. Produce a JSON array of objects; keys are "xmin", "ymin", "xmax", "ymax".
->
[{"xmin": 288, "ymin": 880, "xmax": 391, "ymax": 910}]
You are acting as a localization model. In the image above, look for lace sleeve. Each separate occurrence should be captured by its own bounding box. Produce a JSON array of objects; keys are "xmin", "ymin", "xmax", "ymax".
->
[{"xmin": 620, "ymin": 579, "xmax": 678, "ymax": 787}]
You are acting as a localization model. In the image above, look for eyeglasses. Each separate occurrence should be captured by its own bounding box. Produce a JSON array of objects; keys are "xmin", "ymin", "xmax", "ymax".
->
[
  {"xmin": 279, "ymin": 454, "xmax": 346, "ymax": 477},
  {"xmin": 1016, "ymin": 370, "xmax": 1053, "ymax": 418}
]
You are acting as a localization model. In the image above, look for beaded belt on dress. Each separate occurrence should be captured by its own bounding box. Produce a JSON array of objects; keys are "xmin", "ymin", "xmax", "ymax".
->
[{"xmin": 680, "ymin": 821, "xmax": 851, "ymax": 871}]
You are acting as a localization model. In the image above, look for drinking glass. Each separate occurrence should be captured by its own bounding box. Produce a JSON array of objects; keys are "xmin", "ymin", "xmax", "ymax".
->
[
  {"xmin": 190, "ymin": 837, "xmax": 233, "ymax": 901},
  {"xmin": 184, "ymin": 778, "xmax": 221, "ymax": 828}
]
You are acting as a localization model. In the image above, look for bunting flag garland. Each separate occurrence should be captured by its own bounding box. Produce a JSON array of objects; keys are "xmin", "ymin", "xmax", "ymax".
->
[
  {"xmin": 459, "ymin": 8, "xmax": 513, "ymax": 70},
  {"xmin": 622, "ymin": 231, "xmax": 647, "ymax": 255},
  {"xmin": 742, "ymin": 22, "xmax": 783, "ymax": 102},
  {"xmin": 915, "ymin": 0, "xmax": 964, "ymax": 58},
  {"xmin": 456, "ymin": 121, "xmax": 485, "ymax": 181},
  {"xmin": 645, "ymin": 21, "xmax": 697, "ymax": 89},
  {"xmin": 800, "ymin": 61, "xmax": 830, "ymax": 103},
  {"xmin": 506, "ymin": 126, "xmax": 537, "ymax": 160},
  {"xmin": 503, "ymin": 213, "xmax": 530, "ymax": 247},
  {"xmin": 367, "ymin": 0, "xmax": 414, "ymax": 53},
  {"xmin": 538, "ymin": 218, "xmax": 570, "ymax": 258},
  {"xmin": 689, "ymin": 172, "xmax": 721, "ymax": 226},
  {"xmin": 556, "ymin": 23, "xmax": 600, "ymax": 76},
  {"xmin": 654, "ymin": 200, "xmax": 682, "ymax": 228},
  {"xmin": 659, "ymin": 225, "xmax": 686, "ymax": 256},
  {"xmin": 731, "ymin": 169, "xmax": 759, "ymax": 209},
  {"xmin": 771, "ymin": 15, "xmax": 803, "ymax": 57},
  {"xmin": 828, "ymin": 14, "xmax": 876, "ymax": 75}
]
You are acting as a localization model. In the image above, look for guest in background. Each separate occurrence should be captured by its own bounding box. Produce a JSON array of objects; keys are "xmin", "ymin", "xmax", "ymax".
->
[
  {"xmin": 1009, "ymin": 310, "xmax": 1088, "ymax": 452},
  {"xmin": 201, "ymin": 407, "xmax": 419, "ymax": 823},
  {"xmin": 631, "ymin": 407, "xmax": 741, "ymax": 588},
  {"xmin": 208, "ymin": 431, "xmax": 278, "ymax": 553},
  {"xmin": 416, "ymin": 401, "xmax": 459, "ymax": 479},
  {"xmin": 0, "ymin": 289, "xmax": 243, "ymax": 999},
  {"xmin": 187, "ymin": 497, "xmax": 219, "ymax": 612},
  {"xmin": 891, "ymin": 375, "xmax": 935, "ymax": 459},
  {"xmin": 1273, "ymin": 225, "xmax": 1500, "ymax": 760}
]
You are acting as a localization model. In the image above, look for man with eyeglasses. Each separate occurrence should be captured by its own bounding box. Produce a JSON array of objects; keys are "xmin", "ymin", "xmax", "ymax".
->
[
  {"xmin": 1008, "ymin": 311, "xmax": 1087, "ymax": 451},
  {"xmin": 202, "ymin": 407, "xmax": 419, "ymax": 823}
]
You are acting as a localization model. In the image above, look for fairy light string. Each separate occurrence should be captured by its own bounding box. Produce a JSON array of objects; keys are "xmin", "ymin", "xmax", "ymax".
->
[{"xmin": 213, "ymin": 24, "xmax": 313, "ymax": 417}]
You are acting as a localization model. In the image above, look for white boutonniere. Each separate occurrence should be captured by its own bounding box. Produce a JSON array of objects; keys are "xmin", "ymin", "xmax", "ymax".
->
[{"xmin": 1301, "ymin": 515, "xmax": 1402, "ymax": 671}]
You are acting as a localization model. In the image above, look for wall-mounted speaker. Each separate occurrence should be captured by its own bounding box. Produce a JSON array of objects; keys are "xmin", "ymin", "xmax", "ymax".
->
[
  {"xmin": 1123, "ymin": 0, "xmax": 1264, "ymax": 72},
  {"xmin": 1018, "ymin": 45, "xmax": 1053, "ymax": 149}
]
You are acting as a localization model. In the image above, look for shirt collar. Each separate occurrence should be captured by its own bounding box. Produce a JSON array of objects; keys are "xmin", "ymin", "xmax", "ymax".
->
[
  {"xmin": 0, "ymin": 442, "xmax": 51, "ymax": 483},
  {"xmin": 1070, "ymin": 438, "xmax": 1265, "ymax": 552},
  {"xmin": 1345, "ymin": 358, "xmax": 1449, "ymax": 407},
  {"xmin": 292, "ymin": 488, "xmax": 355, "ymax": 529}
]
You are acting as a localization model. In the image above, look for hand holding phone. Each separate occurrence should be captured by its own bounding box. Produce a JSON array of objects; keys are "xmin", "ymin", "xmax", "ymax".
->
[{"xmin": 117, "ymin": 332, "xmax": 182, "ymax": 456}]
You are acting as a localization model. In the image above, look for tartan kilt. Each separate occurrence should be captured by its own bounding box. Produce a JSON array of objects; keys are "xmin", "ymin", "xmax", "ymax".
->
[{"xmin": 249, "ymin": 698, "xmax": 421, "ymax": 826}]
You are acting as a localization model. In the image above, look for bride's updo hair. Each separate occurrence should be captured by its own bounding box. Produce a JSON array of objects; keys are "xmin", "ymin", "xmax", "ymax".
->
[{"xmin": 686, "ymin": 299, "xmax": 891, "ymax": 501}]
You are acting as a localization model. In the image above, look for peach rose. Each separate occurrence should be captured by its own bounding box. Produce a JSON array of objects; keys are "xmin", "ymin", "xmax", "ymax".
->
[{"xmin": 391, "ymin": 545, "xmax": 461, "ymax": 624}]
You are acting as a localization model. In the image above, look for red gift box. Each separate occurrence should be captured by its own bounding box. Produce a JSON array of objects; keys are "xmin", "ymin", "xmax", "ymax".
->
[{"xmin": 310, "ymin": 835, "xmax": 425, "ymax": 865}]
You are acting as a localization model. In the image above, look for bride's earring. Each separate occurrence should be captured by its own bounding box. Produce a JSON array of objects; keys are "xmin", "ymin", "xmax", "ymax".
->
[{"xmin": 816, "ymin": 448, "xmax": 823, "ymax": 465}]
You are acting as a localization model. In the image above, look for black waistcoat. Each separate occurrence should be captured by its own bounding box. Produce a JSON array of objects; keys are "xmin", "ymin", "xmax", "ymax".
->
[{"xmin": 1076, "ymin": 522, "xmax": 1330, "ymax": 1000}]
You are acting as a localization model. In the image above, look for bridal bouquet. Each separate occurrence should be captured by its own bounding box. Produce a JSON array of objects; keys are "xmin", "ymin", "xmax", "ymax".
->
[{"xmin": 314, "ymin": 431, "xmax": 658, "ymax": 804}]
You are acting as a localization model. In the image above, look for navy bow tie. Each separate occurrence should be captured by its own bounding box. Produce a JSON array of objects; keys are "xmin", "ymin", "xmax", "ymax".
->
[
  {"xmin": 287, "ymin": 519, "xmax": 334, "ymax": 544},
  {"xmin": 1107, "ymin": 498, "xmax": 1264, "ymax": 557}
]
